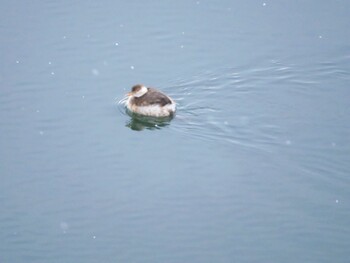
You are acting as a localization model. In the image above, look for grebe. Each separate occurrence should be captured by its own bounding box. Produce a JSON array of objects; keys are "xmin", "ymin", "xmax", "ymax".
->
[{"xmin": 125, "ymin": 84, "xmax": 176, "ymax": 117}]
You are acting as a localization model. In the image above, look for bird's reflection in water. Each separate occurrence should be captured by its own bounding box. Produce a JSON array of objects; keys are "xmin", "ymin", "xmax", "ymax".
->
[{"xmin": 125, "ymin": 111, "xmax": 174, "ymax": 131}]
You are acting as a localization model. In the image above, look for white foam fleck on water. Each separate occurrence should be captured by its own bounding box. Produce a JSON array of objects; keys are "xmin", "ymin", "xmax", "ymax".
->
[
  {"xmin": 130, "ymin": 65, "xmax": 134, "ymax": 70},
  {"xmin": 48, "ymin": 61, "xmax": 52, "ymax": 65},
  {"xmin": 60, "ymin": 222, "xmax": 69, "ymax": 233},
  {"xmin": 263, "ymin": 2, "xmax": 267, "ymax": 6},
  {"xmin": 82, "ymin": 95, "xmax": 85, "ymax": 99},
  {"xmin": 224, "ymin": 121, "xmax": 229, "ymax": 125},
  {"xmin": 36, "ymin": 110, "xmax": 40, "ymax": 113},
  {"xmin": 51, "ymin": 72, "xmax": 55, "ymax": 75},
  {"xmin": 39, "ymin": 131, "xmax": 44, "ymax": 135},
  {"xmin": 335, "ymin": 199, "xmax": 339, "ymax": 203},
  {"xmin": 93, "ymin": 235, "xmax": 96, "ymax": 239},
  {"xmin": 180, "ymin": 45, "xmax": 184, "ymax": 48},
  {"xmin": 92, "ymin": 69, "xmax": 99, "ymax": 76},
  {"xmin": 16, "ymin": 60, "xmax": 20, "ymax": 64},
  {"xmin": 319, "ymin": 35, "xmax": 323, "ymax": 39},
  {"xmin": 285, "ymin": 140, "xmax": 291, "ymax": 145},
  {"xmin": 63, "ymin": 36, "xmax": 66, "ymax": 39},
  {"xmin": 115, "ymin": 42, "xmax": 119, "ymax": 46}
]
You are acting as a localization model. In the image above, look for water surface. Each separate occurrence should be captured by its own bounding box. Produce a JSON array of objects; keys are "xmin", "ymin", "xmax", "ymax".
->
[{"xmin": 1, "ymin": 1, "xmax": 350, "ymax": 262}]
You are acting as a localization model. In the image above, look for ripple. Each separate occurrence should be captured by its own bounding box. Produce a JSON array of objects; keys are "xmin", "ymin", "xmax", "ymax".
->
[
  {"xmin": 165, "ymin": 66, "xmax": 285, "ymax": 152},
  {"xmin": 116, "ymin": 64, "xmax": 285, "ymax": 152},
  {"xmin": 117, "ymin": 55, "xmax": 350, "ymax": 154}
]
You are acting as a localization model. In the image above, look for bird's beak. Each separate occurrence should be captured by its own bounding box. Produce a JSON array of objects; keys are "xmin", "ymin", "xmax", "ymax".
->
[{"xmin": 126, "ymin": 92, "xmax": 132, "ymax": 97}]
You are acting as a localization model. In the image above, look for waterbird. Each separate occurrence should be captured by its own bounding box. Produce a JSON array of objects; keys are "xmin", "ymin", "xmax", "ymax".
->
[{"xmin": 125, "ymin": 84, "xmax": 176, "ymax": 117}]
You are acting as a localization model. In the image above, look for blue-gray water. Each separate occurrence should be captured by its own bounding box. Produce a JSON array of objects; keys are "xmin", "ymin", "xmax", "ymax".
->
[{"xmin": 1, "ymin": 1, "xmax": 350, "ymax": 262}]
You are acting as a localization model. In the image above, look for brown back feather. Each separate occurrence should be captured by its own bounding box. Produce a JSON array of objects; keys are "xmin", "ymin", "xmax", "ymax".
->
[{"xmin": 133, "ymin": 88, "xmax": 172, "ymax": 106}]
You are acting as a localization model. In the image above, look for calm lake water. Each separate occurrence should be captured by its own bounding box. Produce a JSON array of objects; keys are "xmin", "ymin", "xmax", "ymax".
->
[{"xmin": 1, "ymin": 1, "xmax": 350, "ymax": 262}]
